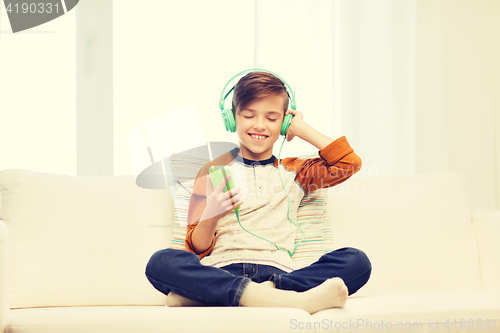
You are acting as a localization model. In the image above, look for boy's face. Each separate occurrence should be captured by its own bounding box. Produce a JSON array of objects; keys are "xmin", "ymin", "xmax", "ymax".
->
[{"xmin": 235, "ymin": 94, "xmax": 287, "ymax": 161}]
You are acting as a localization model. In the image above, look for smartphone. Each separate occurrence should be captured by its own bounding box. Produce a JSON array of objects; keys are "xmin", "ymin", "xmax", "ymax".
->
[{"xmin": 209, "ymin": 166, "xmax": 239, "ymax": 211}]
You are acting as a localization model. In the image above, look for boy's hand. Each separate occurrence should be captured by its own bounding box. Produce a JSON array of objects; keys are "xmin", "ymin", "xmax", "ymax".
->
[
  {"xmin": 201, "ymin": 174, "xmax": 243, "ymax": 222},
  {"xmin": 284, "ymin": 109, "xmax": 305, "ymax": 142}
]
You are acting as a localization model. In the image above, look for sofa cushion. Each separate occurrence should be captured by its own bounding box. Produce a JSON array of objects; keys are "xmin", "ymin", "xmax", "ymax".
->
[
  {"xmin": 312, "ymin": 289, "xmax": 500, "ymax": 333},
  {"xmin": 7, "ymin": 306, "xmax": 314, "ymax": 333},
  {"xmin": 0, "ymin": 169, "xmax": 172, "ymax": 308},
  {"xmin": 7, "ymin": 290, "xmax": 500, "ymax": 333},
  {"xmin": 326, "ymin": 172, "xmax": 481, "ymax": 295},
  {"xmin": 168, "ymin": 153, "xmax": 335, "ymax": 269}
]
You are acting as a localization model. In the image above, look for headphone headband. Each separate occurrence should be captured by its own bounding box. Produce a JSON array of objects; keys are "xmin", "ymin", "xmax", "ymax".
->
[{"xmin": 219, "ymin": 69, "xmax": 296, "ymax": 111}]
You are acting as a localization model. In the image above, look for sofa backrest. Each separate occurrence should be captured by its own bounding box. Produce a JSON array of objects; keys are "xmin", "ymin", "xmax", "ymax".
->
[
  {"xmin": 0, "ymin": 169, "xmax": 483, "ymax": 308},
  {"xmin": 0, "ymin": 169, "xmax": 172, "ymax": 308},
  {"xmin": 471, "ymin": 209, "xmax": 500, "ymax": 290},
  {"xmin": 326, "ymin": 171, "xmax": 482, "ymax": 296}
]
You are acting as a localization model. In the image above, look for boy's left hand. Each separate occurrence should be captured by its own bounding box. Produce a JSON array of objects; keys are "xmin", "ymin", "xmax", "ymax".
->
[{"xmin": 284, "ymin": 109, "xmax": 305, "ymax": 142}]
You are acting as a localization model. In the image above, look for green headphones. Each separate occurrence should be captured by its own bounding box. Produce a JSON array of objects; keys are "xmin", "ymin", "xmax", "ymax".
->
[
  {"xmin": 218, "ymin": 69, "xmax": 305, "ymax": 257},
  {"xmin": 219, "ymin": 69, "xmax": 295, "ymax": 136}
]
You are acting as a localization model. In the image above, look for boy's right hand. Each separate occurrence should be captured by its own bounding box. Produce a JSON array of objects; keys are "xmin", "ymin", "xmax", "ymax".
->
[{"xmin": 200, "ymin": 174, "xmax": 243, "ymax": 222}]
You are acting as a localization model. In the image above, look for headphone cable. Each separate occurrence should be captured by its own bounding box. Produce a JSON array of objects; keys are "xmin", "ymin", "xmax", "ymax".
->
[{"xmin": 235, "ymin": 136, "xmax": 305, "ymax": 257}]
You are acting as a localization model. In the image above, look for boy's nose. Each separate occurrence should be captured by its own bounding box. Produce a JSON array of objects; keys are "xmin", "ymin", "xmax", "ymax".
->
[{"xmin": 253, "ymin": 117, "xmax": 266, "ymax": 130}]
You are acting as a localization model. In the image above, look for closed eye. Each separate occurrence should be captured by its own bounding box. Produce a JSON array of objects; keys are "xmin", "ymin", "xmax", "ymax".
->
[{"xmin": 243, "ymin": 116, "xmax": 277, "ymax": 121}]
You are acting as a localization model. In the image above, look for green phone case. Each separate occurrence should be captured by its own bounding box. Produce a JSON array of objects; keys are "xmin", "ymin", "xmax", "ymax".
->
[{"xmin": 209, "ymin": 166, "xmax": 240, "ymax": 211}]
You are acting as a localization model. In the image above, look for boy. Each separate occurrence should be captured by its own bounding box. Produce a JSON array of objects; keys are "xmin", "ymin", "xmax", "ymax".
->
[{"xmin": 145, "ymin": 71, "xmax": 371, "ymax": 314}]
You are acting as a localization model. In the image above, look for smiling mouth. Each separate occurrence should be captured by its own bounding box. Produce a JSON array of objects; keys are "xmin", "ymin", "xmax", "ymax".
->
[{"xmin": 248, "ymin": 133, "xmax": 268, "ymax": 141}]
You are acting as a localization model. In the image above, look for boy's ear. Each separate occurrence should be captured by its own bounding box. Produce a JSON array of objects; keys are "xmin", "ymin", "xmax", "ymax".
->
[{"xmin": 233, "ymin": 109, "xmax": 238, "ymax": 128}]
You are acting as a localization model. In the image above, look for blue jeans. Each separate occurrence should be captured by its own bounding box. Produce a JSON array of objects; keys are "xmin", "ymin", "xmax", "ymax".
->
[{"xmin": 145, "ymin": 247, "xmax": 371, "ymax": 306}]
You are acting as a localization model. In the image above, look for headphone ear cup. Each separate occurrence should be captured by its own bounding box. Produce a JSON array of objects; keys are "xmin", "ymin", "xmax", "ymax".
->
[
  {"xmin": 222, "ymin": 109, "xmax": 236, "ymax": 133},
  {"xmin": 281, "ymin": 113, "xmax": 293, "ymax": 136}
]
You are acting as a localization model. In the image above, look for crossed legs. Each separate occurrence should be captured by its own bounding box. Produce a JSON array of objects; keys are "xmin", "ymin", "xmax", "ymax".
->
[{"xmin": 145, "ymin": 247, "xmax": 371, "ymax": 314}]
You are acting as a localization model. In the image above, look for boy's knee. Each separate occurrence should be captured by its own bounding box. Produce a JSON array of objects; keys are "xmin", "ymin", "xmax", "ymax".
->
[
  {"xmin": 350, "ymin": 247, "xmax": 370, "ymax": 265},
  {"xmin": 145, "ymin": 248, "xmax": 189, "ymax": 280},
  {"xmin": 344, "ymin": 247, "xmax": 371, "ymax": 273},
  {"xmin": 344, "ymin": 247, "xmax": 372, "ymax": 294},
  {"xmin": 145, "ymin": 249, "xmax": 165, "ymax": 279},
  {"xmin": 324, "ymin": 247, "xmax": 372, "ymax": 274}
]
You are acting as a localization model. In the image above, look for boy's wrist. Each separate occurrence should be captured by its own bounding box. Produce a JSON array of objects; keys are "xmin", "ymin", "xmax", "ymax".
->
[
  {"xmin": 293, "ymin": 121, "xmax": 310, "ymax": 140},
  {"xmin": 295, "ymin": 122, "xmax": 333, "ymax": 151},
  {"xmin": 191, "ymin": 215, "xmax": 218, "ymax": 255},
  {"xmin": 199, "ymin": 213, "xmax": 220, "ymax": 226}
]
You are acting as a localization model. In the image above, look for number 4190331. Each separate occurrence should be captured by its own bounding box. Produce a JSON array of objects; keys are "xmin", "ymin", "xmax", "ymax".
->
[
  {"xmin": 444, "ymin": 319, "xmax": 497, "ymax": 330},
  {"xmin": 6, "ymin": 2, "xmax": 60, "ymax": 14}
]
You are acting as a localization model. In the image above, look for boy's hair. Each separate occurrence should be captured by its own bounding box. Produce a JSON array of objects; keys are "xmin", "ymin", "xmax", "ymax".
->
[{"xmin": 231, "ymin": 71, "xmax": 289, "ymax": 118}]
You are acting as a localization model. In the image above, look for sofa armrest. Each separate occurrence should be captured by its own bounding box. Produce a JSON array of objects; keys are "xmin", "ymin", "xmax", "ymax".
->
[
  {"xmin": 472, "ymin": 209, "xmax": 500, "ymax": 289},
  {"xmin": 0, "ymin": 219, "xmax": 8, "ymax": 333}
]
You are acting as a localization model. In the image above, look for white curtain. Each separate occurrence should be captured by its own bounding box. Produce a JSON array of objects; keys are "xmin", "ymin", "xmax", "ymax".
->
[
  {"xmin": 334, "ymin": 0, "xmax": 500, "ymax": 210},
  {"xmin": 332, "ymin": 0, "xmax": 417, "ymax": 179}
]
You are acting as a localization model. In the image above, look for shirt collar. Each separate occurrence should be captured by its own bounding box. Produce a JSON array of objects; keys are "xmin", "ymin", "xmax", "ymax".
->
[{"xmin": 230, "ymin": 147, "xmax": 276, "ymax": 166}]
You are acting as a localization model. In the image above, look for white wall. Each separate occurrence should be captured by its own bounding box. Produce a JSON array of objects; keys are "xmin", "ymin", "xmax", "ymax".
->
[
  {"xmin": 113, "ymin": 0, "xmax": 256, "ymax": 176},
  {"xmin": 416, "ymin": 0, "xmax": 500, "ymax": 210},
  {"xmin": 0, "ymin": 5, "xmax": 76, "ymax": 175}
]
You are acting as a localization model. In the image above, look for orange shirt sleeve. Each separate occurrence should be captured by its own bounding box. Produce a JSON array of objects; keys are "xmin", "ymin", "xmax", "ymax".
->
[
  {"xmin": 282, "ymin": 136, "xmax": 362, "ymax": 194},
  {"xmin": 185, "ymin": 222, "xmax": 215, "ymax": 259},
  {"xmin": 184, "ymin": 165, "xmax": 215, "ymax": 260}
]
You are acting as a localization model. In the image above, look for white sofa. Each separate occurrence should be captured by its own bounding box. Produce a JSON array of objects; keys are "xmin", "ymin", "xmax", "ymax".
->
[{"xmin": 0, "ymin": 169, "xmax": 499, "ymax": 333}]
